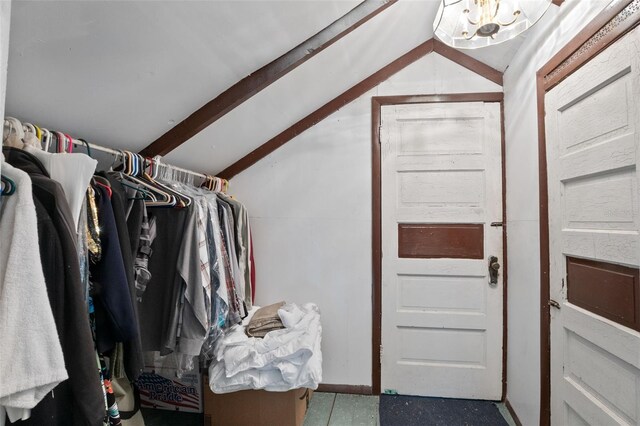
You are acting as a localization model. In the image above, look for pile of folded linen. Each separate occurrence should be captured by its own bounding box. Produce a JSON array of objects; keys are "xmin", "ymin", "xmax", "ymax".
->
[
  {"xmin": 245, "ymin": 301, "xmax": 286, "ymax": 338},
  {"xmin": 208, "ymin": 302, "xmax": 322, "ymax": 394}
]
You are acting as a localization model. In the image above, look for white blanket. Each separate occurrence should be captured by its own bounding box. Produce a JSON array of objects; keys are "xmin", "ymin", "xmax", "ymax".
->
[{"xmin": 208, "ymin": 303, "xmax": 322, "ymax": 393}]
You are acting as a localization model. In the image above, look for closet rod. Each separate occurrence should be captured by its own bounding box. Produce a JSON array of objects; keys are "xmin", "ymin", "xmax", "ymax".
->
[
  {"xmin": 4, "ymin": 117, "xmax": 215, "ymax": 182},
  {"xmin": 69, "ymin": 138, "xmax": 211, "ymax": 181}
]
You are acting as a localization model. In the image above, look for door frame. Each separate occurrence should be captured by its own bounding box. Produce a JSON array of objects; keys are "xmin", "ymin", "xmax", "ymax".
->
[
  {"xmin": 371, "ymin": 92, "xmax": 507, "ymax": 397},
  {"xmin": 536, "ymin": 1, "xmax": 640, "ymax": 424}
]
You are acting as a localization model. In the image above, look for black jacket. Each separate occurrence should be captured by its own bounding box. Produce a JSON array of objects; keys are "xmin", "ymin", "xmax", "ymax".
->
[{"xmin": 90, "ymin": 183, "xmax": 138, "ymax": 354}]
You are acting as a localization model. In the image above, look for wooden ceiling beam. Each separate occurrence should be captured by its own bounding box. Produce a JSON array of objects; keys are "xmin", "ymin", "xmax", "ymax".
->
[
  {"xmin": 217, "ymin": 38, "xmax": 505, "ymax": 180},
  {"xmin": 217, "ymin": 39, "xmax": 435, "ymax": 179},
  {"xmin": 433, "ymin": 39, "xmax": 503, "ymax": 86},
  {"xmin": 139, "ymin": 0, "xmax": 398, "ymax": 157}
]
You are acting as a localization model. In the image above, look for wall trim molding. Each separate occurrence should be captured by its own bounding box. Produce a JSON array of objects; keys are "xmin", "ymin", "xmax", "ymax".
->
[
  {"xmin": 371, "ymin": 92, "xmax": 506, "ymax": 396},
  {"xmin": 219, "ymin": 41, "xmax": 503, "ymax": 179},
  {"xmin": 316, "ymin": 384, "xmax": 373, "ymax": 395},
  {"xmin": 542, "ymin": 0, "xmax": 640, "ymax": 91},
  {"xmin": 139, "ymin": 0, "xmax": 398, "ymax": 157},
  {"xmin": 536, "ymin": 1, "xmax": 640, "ymax": 425},
  {"xmin": 505, "ymin": 399, "xmax": 524, "ymax": 426}
]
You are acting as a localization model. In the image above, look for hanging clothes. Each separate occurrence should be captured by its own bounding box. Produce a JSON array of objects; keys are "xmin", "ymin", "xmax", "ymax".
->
[
  {"xmin": 90, "ymin": 183, "xmax": 139, "ymax": 354},
  {"xmin": 2, "ymin": 124, "xmax": 257, "ymax": 424},
  {"xmin": 23, "ymin": 145, "xmax": 97, "ymax": 231},
  {"xmin": 102, "ymin": 172, "xmax": 145, "ymax": 381},
  {"xmin": 218, "ymin": 198, "xmax": 246, "ymax": 319},
  {"xmin": 175, "ymin": 202, "xmax": 210, "ymax": 357},
  {"xmin": 136, "ymin": 207, "xmax": 189, "ymax": 353},
  {"xmin": 250, "ymin": 230, "xmax": 256, "ymax": 302},
  {"xmin": 0, "ymin": 159, "xmax": 67, "ymax": 425},
  {"xmin": 3, "ymin": 147, "xmax": 106, "ymax": 426},
  {"xmin": 218, "ymin": 193, "xmax": 252, "ymax": 310}
]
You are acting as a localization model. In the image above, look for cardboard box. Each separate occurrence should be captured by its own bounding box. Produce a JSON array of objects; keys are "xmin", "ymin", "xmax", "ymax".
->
[
  {"xmin": 137, "ymin": 367, "xmax": 203, "ymax": 413},
  {"xmin": 203, "ymin": 381, "xmax": 313, "ymax": 426}
]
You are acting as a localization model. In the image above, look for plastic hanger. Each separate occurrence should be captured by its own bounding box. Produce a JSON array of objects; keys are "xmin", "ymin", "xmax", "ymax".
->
[
  {"xmin": 2, "ymin": 118, "xmax": 13, "ymax": 144},
  {"xmin": 56, "ymin": 131, "xmax": 66, "ymax": 153},
  {"xmin": 126, "ymin": 151, "xmax": 134, "ymax": 175},
  {"xmin": 22, "ymin": 123, "xmax": 36, "ymax": 138},
  {"xmin": 145, "ymin": 169, "xmax": 190, "ymax": 207},
  {"xmin": 131, "ymin": 153, "xmax": 138, "ymax": 177},
  {"xmin": 148, "ymin": 160, "xmax": 193, "ymax": 207},
  {"xmin": 22, "ymin": 123, "xmax": 41, "ymax": 149},
  {"xmin": 114, "ymin": 153, "xmax": 175, "ymax": 207},
  {"xmin": 145, "ymin": 157, "xmax": 153, "ymax": 179},
  {"xmin": 108, "ymin": 150, "xmax": 123, "ymax": 172},
  {"xmin": 202, "ymin": 175, "xmax": 213, "ymax": 191},
  {"xmin": 152, "ymin": 156, "xmax": 161, "ymax": 180},
  {"xmin": 1, "ymin": 174, "xmax": 16, "ymax": 196},
  {"xmin": 64, "ymin": 134, "xmax": 74, "ymax": 153},
  {"xmin": 117, "ymin": 176, "xmax": 156, "ymax": 202},
  {"xmin": 78, "ymin": 138, "xmax": 92, "ymax": 158},
  {"xmin": 22, "ymin": 123, "xmax": 42, "ymax": 149},
  {"xmin": 126, "ymin": 151, "xmax": 134, "ymax": 176},
  {"xmin": 3, "ymin": 117, "xmax": 25, "ymax": 148},
  {"xmin": 94, "ymin": 179, "xmax": 113, "ymax": 198},
  {"xmin": 41, "ymin": 128, "xmax": 52, "ymax": 151},
  {"xmin": 93, "ymin": 175, "xmax": 111, "ymax": 188}
]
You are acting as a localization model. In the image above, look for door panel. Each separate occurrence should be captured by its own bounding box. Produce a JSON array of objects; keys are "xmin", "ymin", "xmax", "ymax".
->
[
  {"xmin": 397, "ymin": 223, "xmax": 484, "ymax": 259},
  {"xmin": 545, "ymin": 26, "xmax": 640, "ymax": 426},
  {"xmin": 381, "ymin": 101, "xmax": 503, "ymax": 399},
  {"xmin": 567, "ymin": 257, "xmax": 640, "ymax": 331}
]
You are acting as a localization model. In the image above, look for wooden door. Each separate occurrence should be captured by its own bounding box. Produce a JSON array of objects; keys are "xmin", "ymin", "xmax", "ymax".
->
[
  {"xmin": 545, "ymin": 26, "xmax": 640, "ymax": 425},
  {"xmin": 380, "ymin": 101, "xmax": 503, "ymax": 399}
]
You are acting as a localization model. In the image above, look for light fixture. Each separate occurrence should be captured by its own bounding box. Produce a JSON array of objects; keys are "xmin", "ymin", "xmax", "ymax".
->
[{"xmin": 433, "ymin": 0, "xmax": 552, "ymax": 49}]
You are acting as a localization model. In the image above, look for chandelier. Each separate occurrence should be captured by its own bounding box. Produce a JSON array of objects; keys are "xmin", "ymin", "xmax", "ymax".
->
[{"xmin": 433, "ymin": 0, "xmax": 552, "ymax": 49}]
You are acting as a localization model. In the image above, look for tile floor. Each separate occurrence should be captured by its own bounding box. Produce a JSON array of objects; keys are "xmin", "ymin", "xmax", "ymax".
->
[{"xmin": 304, "ymin": 393, "xmax": 380, "ymax": 426}]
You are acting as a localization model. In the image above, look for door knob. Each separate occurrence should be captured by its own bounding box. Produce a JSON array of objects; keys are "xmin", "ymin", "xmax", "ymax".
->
[{"xmin": 489, "ymin": 256, "xmax": 500, "ymax": 285}]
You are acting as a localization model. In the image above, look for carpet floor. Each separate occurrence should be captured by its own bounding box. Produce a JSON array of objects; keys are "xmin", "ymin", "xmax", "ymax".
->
[
  {"xmin": 140, "ymin": 408, "xmax": 202, "ymax": 426},
  {"xmin": 379, "ymin": 395, "xmax": 509, "ymax": 426}
]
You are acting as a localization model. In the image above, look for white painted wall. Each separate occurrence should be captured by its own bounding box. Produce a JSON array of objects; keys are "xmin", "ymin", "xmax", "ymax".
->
[
  {"xmin": 0, "ymin": 0, "xmax": 11, "ymax": 128},
  {"xmin": 231, "ymin": 53, "xmax": 500, "ymax": 386},
  {"xmin": 503, "ymin": 1, "xmax": 610, "ymax": 424}
]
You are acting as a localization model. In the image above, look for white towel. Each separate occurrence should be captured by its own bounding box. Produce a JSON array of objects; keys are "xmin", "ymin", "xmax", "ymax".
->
[{"xmin": 0, "ymin": 161, "xmax": 68, "ymax": 413}]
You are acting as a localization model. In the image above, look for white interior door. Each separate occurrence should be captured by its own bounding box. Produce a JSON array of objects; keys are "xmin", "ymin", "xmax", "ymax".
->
[
  {"xmin": 545, "ymin": 26, "xmax": 640, "ymax": 426},
  {"xmin": 380, "ymin": 101, "xmax": 503, "ymax": 399}
]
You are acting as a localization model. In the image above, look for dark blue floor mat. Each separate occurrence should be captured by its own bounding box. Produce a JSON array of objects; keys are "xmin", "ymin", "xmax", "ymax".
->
[
  {"xmin": 379, "ymin": 395, "xmax": 508, "ymax": 426},
  {"xmin": 140, "ymin": 408, "xmax": 203, "ymax": 426}
]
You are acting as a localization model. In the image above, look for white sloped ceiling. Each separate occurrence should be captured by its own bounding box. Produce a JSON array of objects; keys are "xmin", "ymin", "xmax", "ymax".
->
[{"xmin": 6, "ymin": 0, "xmax": 360, "ymax": 152}]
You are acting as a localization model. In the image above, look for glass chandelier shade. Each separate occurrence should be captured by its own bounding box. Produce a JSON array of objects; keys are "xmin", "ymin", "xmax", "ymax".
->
[{"xmin": 433, "ymin": 0, "xmax": 552, "ymax": 49}]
